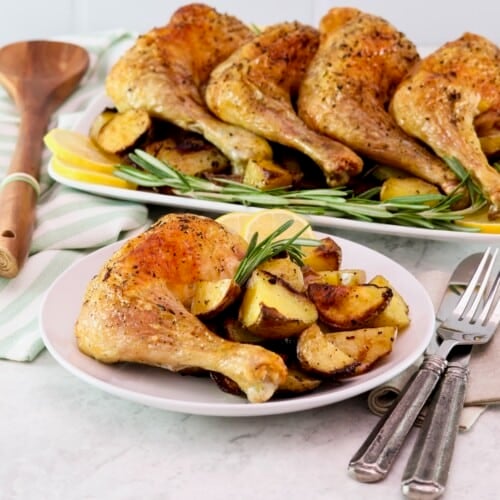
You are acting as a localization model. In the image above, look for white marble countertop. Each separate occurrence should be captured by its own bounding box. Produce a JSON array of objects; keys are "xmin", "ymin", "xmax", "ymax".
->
[{"xmin": 1, "ymin": 227, "xmax": 499, "ymax": 500}]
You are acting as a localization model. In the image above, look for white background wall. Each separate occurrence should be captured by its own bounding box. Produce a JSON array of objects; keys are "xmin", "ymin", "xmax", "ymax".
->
[{"xmin": 2, "ymin": 0, "xmax": 499, "ymax": 48}]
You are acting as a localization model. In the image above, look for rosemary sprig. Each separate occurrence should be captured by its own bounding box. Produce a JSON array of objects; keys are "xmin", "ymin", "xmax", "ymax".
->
[
  {"xmin": 233, "ymin": 220, "xmax": 320, "ymax": 286},
  {"xmin": 115, "ymin": 149, "xmax": 489, "ymax": 232}
]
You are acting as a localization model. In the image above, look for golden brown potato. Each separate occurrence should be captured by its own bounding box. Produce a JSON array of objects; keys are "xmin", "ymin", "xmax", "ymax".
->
[
  {"xmin": 326, "ymin": 326, "xmax": 397, "ymax": 375},
  {"xmin": 277, "ymin": 366, "xmax": 323, "ymax": 395},
  {"xmin": 92, "ymin": 108, "xmax": 152, "ymax": 154},
  {"xmin": 307, "ymin": 282, "xmax": 393, "ymax": 329},
  {"xmin": 479, "ymin": 133, "xmax": 500, "ymax": 156},
  {"xmin": 223, "ymin": 318, "xmax": 264, "ymax": 344},
  {"xmin": 210, "ymin": 371, "xmax": 244, "ymax": 396},
  {"xmin": 307, "ymin": 269, "xmax": 367, "ymax": 286},
  {"xmin": 89, "ymin": 108, "xmax": 116, "ymax": 144},
  {"xmin": 258, "ymin": 256, "xmax": 305, "ymax": 292},
  {"xmin": 145, "ymin": 133, "xmax": 230, "ymax": 176},
  {"xmin": 239, "ymin": 269, "xmax": 318, "ymax": 338},
  {"xmin": 380, "ymin": 177, "xmax": 440, "ymax": 203},
  {"xmin": 297, "ymin": 323, "xmax": 359, "ymax": 377},
  {"xmin": 367, "ymin": 275, "xmax": 410, "ymax": 329},
  {"xmin": 301, "ymin": 237, "xmax": 342, "ymax": 272},
  {"xmin": 242, "ymin": 159, "xmax": 294, "ymax": 190},
  {"xmin": 190, "ymin": 278, "xmax": 241, "ymax": 319}
]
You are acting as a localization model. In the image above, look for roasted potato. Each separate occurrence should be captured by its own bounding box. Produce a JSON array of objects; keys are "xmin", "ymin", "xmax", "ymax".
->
[
  {"xmin": 89, "ymin": 108, "xmax": 116, "ymax": 144},
  {"xmin": 297, "ymin": 323, "xmax": 359, "ymax": 377},
  {"xmin": 367, "ymin": 275, "xmax": 410, "ymax": 329},
  {"xmin": 379, "ymin": 177, "xmax": 440, "ymax": 205},
  {"xmin": 223, "ymin": 318, "xmax": 263, "ymax": 344},
  {"xmin": 277, "ymin": 366, "xmax": 322, "ymax": 395},
  {"xmin": 91, "ymin": 108, "xmax": 152, "ymax": 154},
  {"xmin": 242, "ymin": 159, "xmax": 294, "ymax": 190},
  {"xmin": 479, "ymin": 133, "xmax": 500, "ymax": 155},
  {"xmin": 190, "ymin": 278, "xmax": 241, "ymax": 319},
  {"xmin": 301, "ymin": 237, "xmax": 342, "ymax": 272},
  {"xmin": 326, "ymin": 326, "xmax": 397, "ymax": 375},
  {"xmin": 145, "ymin": 133, "xmax": 229, "ymax": 176},
  {"xmin": 239, "ymin": 269, "xmax": 318, "ymax": 338},
  {"xmin": 306, "ymin": 269, "xmax": 367, "ymax": 287},
  {"xmin": 307, "ymin": 283, "xmax": 393, "ymax": 329},
  {"xmin": 258, "ymin": 256, "xmax": 305, "ymax": 292}
]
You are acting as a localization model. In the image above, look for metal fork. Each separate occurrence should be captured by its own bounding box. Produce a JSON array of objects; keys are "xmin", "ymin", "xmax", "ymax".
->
[
  {"xmin": 402, "ymin": 265, "xmax": 500, "ymax": 499},
  {"xmin": 349, "ymin": 247, "xmax": 499, "ymax": 483}
]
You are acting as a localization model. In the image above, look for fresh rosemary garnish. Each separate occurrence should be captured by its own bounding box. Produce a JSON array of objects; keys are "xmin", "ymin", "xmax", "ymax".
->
[
  {"xmin": 115, "ymin": 149, "xmax": 490, "ymax": 232},
  {"xmin": 233, "ymin": 220, "xmax": 320, "ymax": 287}
]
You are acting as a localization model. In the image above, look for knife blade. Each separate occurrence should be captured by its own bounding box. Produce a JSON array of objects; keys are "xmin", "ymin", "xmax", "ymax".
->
[
  {"xmin": 348, "ymin": 254, "xmax": 477, "ymax": 483},
  {"xmin": 402, "ymin": 254, "xmax": 499, "ymax": 499}
]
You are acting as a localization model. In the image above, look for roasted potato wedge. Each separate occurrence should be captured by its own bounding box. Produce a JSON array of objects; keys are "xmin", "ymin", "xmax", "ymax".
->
[
  {"xmin": 258, "ymin": 256, "xmax": 305, "ymax": 292},
  {"xmin": 367, "ymin": 275, "xmax": 410, "ymax": 329},
  {"xmin": 239, "ymin": 269, "xmax": 318, "ymax": 338},
  {"xmin": 92, "ymin": 108, "xmax": 152, "ymax": 154},
  {"xmin": 297, "ymin": 323, "xmax": 359, "ymax": 377},
  {"xmin": 210, "ymin": 371, "xmax": 243, "ymax": 396},
  {"xmin": 380, "ymin": 177, "xmax": 440, "ymax": 206},
  {"xmin": 326, "ymin": 326, "xmax": 397, "ymax": 375},
  {"xmin": 89, "ymin": 108, "xmax": 116, "ymax": 144},
  {"xmin": 223, "ymin": 318, "xmax": 263, "ymax": 344},
  {"xmin": 146, "ymin": 133, "xmax": 229, "ymax": 176},
  {"xmin": 307, "ymin": 283, "xmax": 393, "ymax": 329},
  {"xmin": 307, "ymin": 269, "xmax": 367, "ymax": 286},
  {"xmin": 277, "ymin": 366, "xmax": 322, "ymax": 395},
  {"xmin": 191, "ymin": 279, "xmax": 241, "ymax": 319},
  {"xmin": 479, "ymin": 132, "xmax": 500, "ymax": 155},
  {"xmin": 301, "ymin": 237, "xmax": 342, "ymax": 272},
  {"xmin": 243, "ymin": 159, "xmax": 294, "ymax": 190}
]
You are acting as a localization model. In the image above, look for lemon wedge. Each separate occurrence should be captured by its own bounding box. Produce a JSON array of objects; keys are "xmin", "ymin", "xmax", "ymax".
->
[
  {"xmin": 215, "ymin": 212, "xmax": 255, "ymax": 236},
  {"xmin": 455, "ymin": 208, "xmax": 500, "ymax": 234},
  {"xmin": 44, "ymin": 128, "xmax": 121, "ymax": 172},
  {"xmin": 240, "ymin": 209, "xmax": 316, "ymax": 243},
  {"xmin": 51, "ymin": 157, "xmax": 136, "ymax": 189}
]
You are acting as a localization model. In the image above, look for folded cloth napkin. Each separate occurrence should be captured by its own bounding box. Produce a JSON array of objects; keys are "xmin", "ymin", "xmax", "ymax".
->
[
  {"xmin": 0, "ymin": 31, "xmax": 150, "ymax": 362},
  {"xmin": 368, "ymin": 276, "xmax": 499, "ymax": 431}
]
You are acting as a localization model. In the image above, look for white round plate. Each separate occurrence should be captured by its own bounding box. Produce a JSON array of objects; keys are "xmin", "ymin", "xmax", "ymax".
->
[{"xmin": 40, "ymin": 231, "xmax": 434, "ymax": 417}]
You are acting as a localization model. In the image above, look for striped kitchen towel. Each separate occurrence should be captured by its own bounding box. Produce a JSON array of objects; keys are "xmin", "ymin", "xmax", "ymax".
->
[{"xmin": 0, "ymin": 31, "xmax": 150, "ymax": 361}]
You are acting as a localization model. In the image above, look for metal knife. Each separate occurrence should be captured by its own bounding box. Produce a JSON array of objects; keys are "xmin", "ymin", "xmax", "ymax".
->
[
  {"xmin": 348, "ymin": 254, "xmax": 474, "ymax": 483},
  {"xmin": 402, "ymin": 254, "xmax": 499, "ymax": 499}
]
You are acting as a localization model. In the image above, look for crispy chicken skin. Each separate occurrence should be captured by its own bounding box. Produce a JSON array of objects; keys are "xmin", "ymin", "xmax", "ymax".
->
[
  {"xmin": 391, "ymin": 33, "xmax": 500, "ymax": 218},
  {"xmin": 297, "ymin": 7, "xmax": 461, "ymax": 195},
  {"xmin": 75, "ymin": 214, "xmax": 287, "ymax": 403},
  {"xmin": 205, "ymin": 22, "xmax": 363, "ymax": 186},
  {"xmin": 105, "ymin": 3, "xmax": 274, "ymax": 173}
]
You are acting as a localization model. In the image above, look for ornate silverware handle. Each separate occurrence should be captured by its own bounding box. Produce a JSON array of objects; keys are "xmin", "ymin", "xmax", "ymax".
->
[
  {"xmin": 348, "ymin": 355, "xmax": 447, "ymax": 483},
  {"xmin": 401, "ymin": 363, "xmax": 468, "ymax": 499}
]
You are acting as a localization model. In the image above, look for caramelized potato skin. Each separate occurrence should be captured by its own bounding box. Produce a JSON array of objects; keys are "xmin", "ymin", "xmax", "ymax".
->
[{"xmin": 307, "ymin": 283, "xmax": 393, "ymax": 329}]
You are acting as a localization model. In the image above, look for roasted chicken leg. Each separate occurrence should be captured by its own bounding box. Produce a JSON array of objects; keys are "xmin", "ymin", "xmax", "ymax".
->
[
  {"xmin": 75, "ymin": 214, "xmax": 287, "ymax": 403},
  {"xmin": 105, "ymin": 4, "xmax": 273, "ymax": 174},
  {"xmin": 297, "ymin": 7, "xmax": 461, "ymax": 195},
  {"xmin": 205, "ymin": 22, "xmax": 363, "ymax": 186},
  {"xmin": 391, "ymin": 33, "xmax": 500, "ymax": 217}
]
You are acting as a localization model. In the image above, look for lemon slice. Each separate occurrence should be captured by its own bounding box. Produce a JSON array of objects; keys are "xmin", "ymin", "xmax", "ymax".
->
[
  {"xmin": 455, "ymin": 207, "xmax": 500, "ymax": 234},
  {"xmin": 51, "ymin": 157, "xmax": 136, "ymax": 190},
  {"xmin": 44, "ymin": 128, "xmax": 121, "ymax": 172},
  {"xmin": 215, "ymin": 212, "xmax": 255, "ymax": 236},
  {"xmin": 242, "ymin": 208, "xmax": 316, "ymax": 243}
]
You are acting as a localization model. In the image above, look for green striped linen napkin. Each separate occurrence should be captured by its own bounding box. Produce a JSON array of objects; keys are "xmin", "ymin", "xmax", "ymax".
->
[{"xmin": 0, "ymin": 31, "xmax": 150, "ymax": 361}]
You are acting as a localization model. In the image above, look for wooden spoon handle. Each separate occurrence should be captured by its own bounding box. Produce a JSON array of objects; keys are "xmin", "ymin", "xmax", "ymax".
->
[{"xmin": 0, "ymin": 108, "xmax": 50, "ymax": 278}]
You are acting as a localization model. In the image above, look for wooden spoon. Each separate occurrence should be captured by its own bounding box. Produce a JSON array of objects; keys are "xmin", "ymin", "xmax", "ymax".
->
[{"xmin": 0, "ymin": 40, "xmax": 89, "ymax": 278}]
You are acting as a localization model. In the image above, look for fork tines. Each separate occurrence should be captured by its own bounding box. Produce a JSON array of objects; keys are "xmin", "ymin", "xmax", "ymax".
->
[{"xmin": 456, "ymin": 247, "xmax": 499, "ymax": 326}]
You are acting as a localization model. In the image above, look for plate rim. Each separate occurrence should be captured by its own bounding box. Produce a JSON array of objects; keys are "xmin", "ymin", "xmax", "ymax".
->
[{"xmin": 40, "ymin": 230, "xmax": 435, "ymax": 417}]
